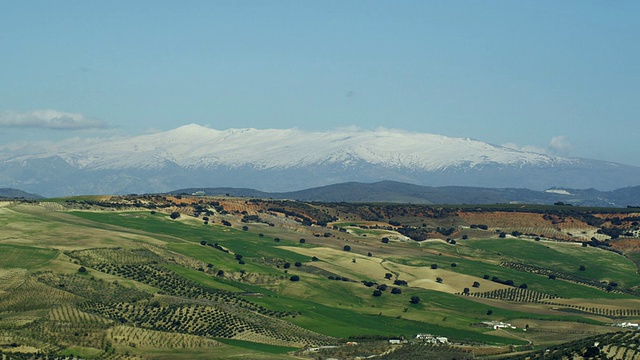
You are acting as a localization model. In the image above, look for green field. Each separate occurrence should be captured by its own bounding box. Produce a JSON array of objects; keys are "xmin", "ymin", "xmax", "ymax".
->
[
  {"xmin": 0, "ymin": 244, "xmax": 58, "ymax": 269},
  {"xmin": 0, "ymin": 200, "xmax": 638, "ymax": 359}
]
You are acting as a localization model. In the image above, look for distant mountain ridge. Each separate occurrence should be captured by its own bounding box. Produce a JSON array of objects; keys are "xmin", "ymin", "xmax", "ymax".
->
[
  {"xmin": 171, "ymin": 181, "xmax": 640, "ymax": 208},
  {"xmin": 1, "ymin": 124, "xmax": 639, "ymax": 197},
  {"xmin": 0, "ymin": 188, "xmax": 43, "ymax": 200}
]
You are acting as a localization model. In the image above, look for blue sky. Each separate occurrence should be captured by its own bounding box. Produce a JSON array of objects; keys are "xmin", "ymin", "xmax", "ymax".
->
[{"xmin": 1, "ymin": 1, "xmax": 638, "ymax": 166}]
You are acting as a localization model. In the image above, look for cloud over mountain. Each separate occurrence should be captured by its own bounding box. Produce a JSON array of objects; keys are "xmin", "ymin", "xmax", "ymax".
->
[{"xmin": 0, "ymin": 110, "xmax": 107, "ymax": 130}]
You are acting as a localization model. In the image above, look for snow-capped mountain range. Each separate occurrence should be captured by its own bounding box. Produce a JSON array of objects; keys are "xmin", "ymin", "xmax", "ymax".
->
[{"xmin": 1, "ymin": 124, "xmax": 639, "ymax": 197}]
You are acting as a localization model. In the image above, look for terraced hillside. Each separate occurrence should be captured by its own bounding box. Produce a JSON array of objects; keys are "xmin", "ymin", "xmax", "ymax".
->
[{"xmin": 0, "ymin": 197, "xmax": 639, "ymax": 359}]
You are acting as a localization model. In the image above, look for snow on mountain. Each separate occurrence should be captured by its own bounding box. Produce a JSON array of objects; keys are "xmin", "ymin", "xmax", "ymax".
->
[
  {"xmin": 17, "ymin": 124, "xmax": 571, "ymax": 171},
  {"xmin": 1, "ymin": 124, "xmax": 638, "ymax": 197}
]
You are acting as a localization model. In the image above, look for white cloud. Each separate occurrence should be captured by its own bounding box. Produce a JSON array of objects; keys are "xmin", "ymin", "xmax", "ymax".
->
[
  {"xmin": 549, "ymin": 135, "xmax": 571, "ymax": 153},
  {"xmin": 0, "ymin": 110, "xmax": 107, "ymax": 130}
]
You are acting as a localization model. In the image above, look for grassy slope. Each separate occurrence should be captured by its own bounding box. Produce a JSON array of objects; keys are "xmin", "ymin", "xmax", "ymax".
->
[
  {"xmin": 1, "ymin": 204, "xmax": 638, "ymax": 358},
  {"xmin": 66, "ymin": 211, "xmax": 527, "ymax": 344}
]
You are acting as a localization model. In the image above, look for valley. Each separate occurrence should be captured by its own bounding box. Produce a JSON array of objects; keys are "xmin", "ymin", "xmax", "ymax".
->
[{"xmin": 0, "ymin": 195, "xmax": 639, "ymax": 359}]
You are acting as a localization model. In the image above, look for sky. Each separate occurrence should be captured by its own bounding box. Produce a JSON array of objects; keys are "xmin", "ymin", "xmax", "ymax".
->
[{"xmin": 1, "ymin": 1, "xmax": 638, "ymax": 166}]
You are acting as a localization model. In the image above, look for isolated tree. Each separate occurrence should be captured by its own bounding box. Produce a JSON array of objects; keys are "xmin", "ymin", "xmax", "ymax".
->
[
  {"xmin": 200, "ymin": 240, "xmax": 207, "ymax": 246},
  {"xmin": 431, "ymin": 264, "xmax": 438, "ymax": 269},
  {"xmin": 294, "ymin": 261, "xmax": 302, "ymax": 267},
  {"xmin": 463, "ymin": 287, "xmax": 470, "ymax": 295},
  {"xmin": 436, "ymin": 277, "xmax": 443, "ymax": 283},
  {"xmin": 410, "ymin": 296, "xmax": 420, "ymax": 304},
  {"xmin": 289, "ymin": 275, "xmax": 300, "ymax": 282},
  {"xmin": 548, "ymin": 274, "xmax": 557, "ymax": 280},
  {"xmin": 391, "ymin": 288, "xmax": 402, "ymax": 295},
  {"xmin": 78, "ymin": 266, "xmax": 87, "ymax": 273},
  {"xmin": 299, "ymin": 238, "xmax": 306, "ymax": 244},
  {"xmin": 579, "ymin": 265, "xmax": 586, "ymax": 271},
  {"xmin": 462, "ymin": 234, "xmax": 468, "ymax": 240},
  {"xmin": 242, "ymin": 226, "xmax": 248, "ymax": 231},
  {"xmin": 367, "ymin": 252, "xmax": 372, "ymax": 257},
  {"xmin": 498, "ymin": 232, "xmax": 506, "ymax": 238},
  {"xmin": 170, "ymin": 212, "xmax": 180, "ymax": 220},
  {"xmin": 311, "ymin": 256, "xmax": 319, "ymax": 261},
  {"xmin": 519, "ymin": 283, "xmax": 528, "ymax": 289},
  {"xmin": 472, "ymin": 281, "xmax": 480, "ymax": 288},
  {"xmin": 343, "ymin": 245, "xmax": 351, "ymax": 252},
  {"xmin": 372, "ymin": 289, "xmax": 383, "ymax": 297},
  {"xmin": 384, "ymin": 273, "xmax": 393, "ymax": 280},
  {"xmin": 486, "ymin": 309, "xmax": 493, "ymax": 315},
  {"xmin": 451, "ymin": 263, "xmax": 457, "ymax": 267},
  {"xmin": 381, "ymin": 237, "xmax": 390, "ymax": 244},
  {"xmin": 283, "ymin": 262, "xmax": 290, "ymax": 269}
]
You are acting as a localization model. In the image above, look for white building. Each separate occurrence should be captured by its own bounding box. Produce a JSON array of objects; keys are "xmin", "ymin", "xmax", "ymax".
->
[{"xmin": 415, "ymin": 334, "xmax": 448, "ymax": 344}]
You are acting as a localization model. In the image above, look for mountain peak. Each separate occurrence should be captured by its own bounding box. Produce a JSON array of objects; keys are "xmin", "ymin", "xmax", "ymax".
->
[{"xmin": 1, "ymin": 124, "xmax": 639, "ymax": 197}]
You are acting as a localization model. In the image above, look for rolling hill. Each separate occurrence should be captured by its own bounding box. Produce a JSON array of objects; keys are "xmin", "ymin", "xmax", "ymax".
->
[
  {"xmin": 172, "ymin": 181, "xmax": 640, "ymax": 208},
  {"xmin": 1, "ymin": 195, "xmax": 639, "ymax": 359}
]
